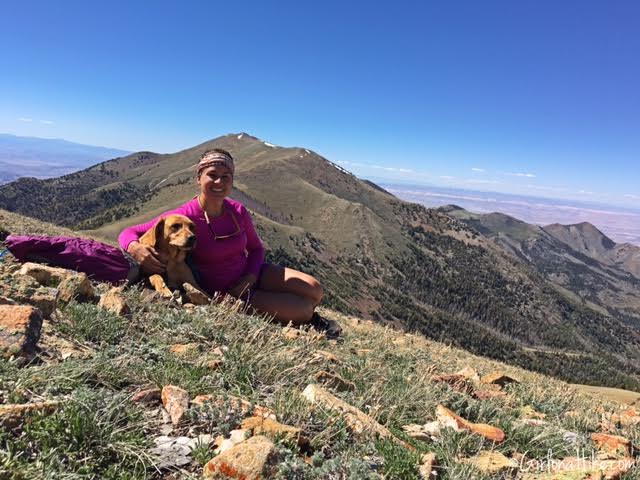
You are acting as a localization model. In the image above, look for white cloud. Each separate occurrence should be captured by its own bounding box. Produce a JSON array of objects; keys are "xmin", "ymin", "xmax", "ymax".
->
[
  {"xmin": 577, "ymin": 190, "xmax": 594, "ymax": 195},
  {"xmin": 625, "ymin": 194, "xmax": 640, "ymax": 200},
  {"xmin": 18, "ymin": 117, "xmax": 33, "ymax": 122},
  {"xmin": 439, "ymin": 175, "xmax": 455, "ymax": 180},
  {"xmin": 471, "ymin": 167, "xmax": 485, "ymax": 172},
  {"xmin": 505, "ymin": 172, "xmax": 536, "ymax": 178},
  {"xmin": 40, "ymin": 120, "xmax": 54, "ymax": 125}
]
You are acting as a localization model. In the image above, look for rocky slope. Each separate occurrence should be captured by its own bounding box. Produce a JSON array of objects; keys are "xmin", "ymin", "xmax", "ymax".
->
[
  {"xmin": 1, "ymin": 135, "xmax": 640, "ymax": 391},
  {"xmin": 0, "ymin": 230, "xmax": 638, "ymax": 478}
]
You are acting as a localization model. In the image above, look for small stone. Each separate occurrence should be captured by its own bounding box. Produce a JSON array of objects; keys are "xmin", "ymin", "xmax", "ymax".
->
[
  {"xmin": 241, "ymin": 416, "xmax": 306, "ymax": 446},
  {"xmin": 430, "ymin": 374, "xmax": 474, "ymax": 393},
  {"xmin": 161, "ymin": 385, "xmax": 190, "ymax": 426},
  {"xmin": 562, "ymin": 431, "xmax": 581, "ymax": 446},
  {"xmin": 473, "ymin": 389, "xmax": 508, "ymax": 400},
  {"xmin": 29, "ymin": 288, "xmax": 57, "ymax": 318},
  {"xmin": 214, "ymin": 429, "xmax": 250, "ymax": 455},
  {"xmin": 132, "ymin": 388, "xmax": 162, "ymax": 405},
  {"xmin": 591, "ymin": 433, "xmax": 631, "ymax": 459},
  {"xmin": 57, "ymin": 273, "xmax": 94, "ymax": 303},
  {"xmin": 98, "ymin": 287, "xmax": 130, "ymax": 316},
  {"xmin": 150, "ymin": 435, "xmax": 192, "ymax": 469},
  {"xmin": 520, "ymin": 405, "xmax": 546, "ymax": 420},
  {"xmin": 169, "ymin": 343, "xmax": 199, "ymax": 357},
  {"xmin": 480, "ymin": 372, "xmax": 519, "ymax": 388},
  {"xmin": 203, "ymin": 435, "xmax": 278, "ymax": 479},
  {"xmin": 204, "ymin": 358, "xmax": 224, "ymax": 370},
  {"xmin": 312, "ymin": 350, "xmax": 341, "ymax": 363},
  {"xmin": 463, "ymin": 451, "xmax": 518, "ymax": 474},
  {"xmin": 182, "ymin": 283, "xmax": 209, "ymax": 306},
  {"xmin": 282, "ymin": 326, "xmax": 303, "ymax": 340},
  {"xmin": 314, "ymin": 370, "xmax": 356, "ymax": 392},
  {"xmin": 520, "ymin": 456, "xmax": 635, "ymax": 479},
  {"xmin": 0, "ymin": 305, "xmax": 43, "ymax": 358},
  {"xmin": 418, "ymin": 452, "xmax": 437, "ymax": 479},
  {"xmin": 354, "ymin": 348, "xmax": 373, "ymax": 356},
  {"xmin": 15, "ymin": 263, "xmax": 71, "ymax": 286},
  {"xmin": 0, "ymin": 400, "xmax": 59, "ymax": 428},
  {"xmin": 403, "ymin": 422, "xmax": 441, "ymax": 442},
  {"xmin": 611, "ymin": 407, "xmax": 640, "ymax": 427},
  {"xmin": 455, "ymin": 366, "xmax": 481, "ymax": 382},
  {"xmin": 435, "ymin": 405, "xmax": 505, "ymax": 443},
  {"xmin": 302, "ymin": 384, "xmax": 413, "ymax": 449}
]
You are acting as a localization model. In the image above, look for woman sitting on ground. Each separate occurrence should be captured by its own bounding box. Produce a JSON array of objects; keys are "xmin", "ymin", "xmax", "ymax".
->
[{"xmin": 118, "ymin": 148, "xmax": 341, "ymax": 337}]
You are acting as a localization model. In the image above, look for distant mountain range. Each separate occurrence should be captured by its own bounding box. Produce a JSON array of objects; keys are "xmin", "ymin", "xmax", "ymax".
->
[
  {"xmin": 0, "ymin": 133, "xmax": 130, "ymax": 184},
  {"xmin": 1, "ymin": 132, "xmax": 640, "ymax": 390},
  {"xmin": 385, "ymin": 184, "xmax": 640, "ymax": 246}
]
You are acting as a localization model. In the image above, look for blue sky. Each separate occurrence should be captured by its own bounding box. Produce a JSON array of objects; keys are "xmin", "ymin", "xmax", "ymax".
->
[{"xmin": 1, "ymin": 1, "xmax": 638, "ymax": 208}]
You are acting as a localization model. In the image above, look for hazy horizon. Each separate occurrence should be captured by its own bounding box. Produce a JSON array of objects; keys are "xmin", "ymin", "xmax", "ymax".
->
[{"xmin": 384, "ymin": 182, "xmax": 640, "ymax": 246}]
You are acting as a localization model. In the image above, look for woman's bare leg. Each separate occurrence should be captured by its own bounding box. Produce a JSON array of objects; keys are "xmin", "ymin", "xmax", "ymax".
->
[
  {"xmin": 245, "ymin": 265, "xmax": 323, "ymax": 325},
  {"xmin": 257, "ymin": 265, "xmax": 323, "ymax": 306},
  {"xmin": 248, "ymin": 290, "xmax": 315, "ymax": 326}
]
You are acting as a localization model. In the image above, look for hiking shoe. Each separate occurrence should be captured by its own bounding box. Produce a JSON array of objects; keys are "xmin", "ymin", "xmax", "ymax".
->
[{"xmin": 311, "ymin": 312, "xmax": 342, "ymax": 339}]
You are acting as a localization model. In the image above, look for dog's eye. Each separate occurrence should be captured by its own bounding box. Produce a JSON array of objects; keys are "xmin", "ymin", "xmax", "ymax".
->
[{"xmin": 171, "ymin": 224, "xmax": 181, "ymax": 231}]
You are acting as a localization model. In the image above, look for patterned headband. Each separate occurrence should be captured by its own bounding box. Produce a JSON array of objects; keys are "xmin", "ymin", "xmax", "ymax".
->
[{"xmin": 197, "ymin": 152, "xmax": 235, "ymax": 176}]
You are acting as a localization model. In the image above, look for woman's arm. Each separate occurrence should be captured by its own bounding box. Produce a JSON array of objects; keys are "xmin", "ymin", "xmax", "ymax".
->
[
  {"xmin": 118, "ymin": 204, "xmax": 187, "ymax": 274},
  {"xmin": 118, "ymin": 218, "xmax": 158, "ymax": 252}
]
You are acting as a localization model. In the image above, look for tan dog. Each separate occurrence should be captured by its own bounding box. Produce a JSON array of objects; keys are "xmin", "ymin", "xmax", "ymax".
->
[{"xmin": 139, "ymin": 214, "xmax": 209, "ymax": 304}]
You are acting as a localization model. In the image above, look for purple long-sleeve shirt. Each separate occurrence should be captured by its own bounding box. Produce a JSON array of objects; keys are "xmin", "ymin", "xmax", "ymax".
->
[{"xmin": 118, "ymin": 197, "xmax": 265, "ymax": 294}]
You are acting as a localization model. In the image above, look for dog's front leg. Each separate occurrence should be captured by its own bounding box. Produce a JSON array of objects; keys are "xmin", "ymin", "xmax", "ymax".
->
[
  {"xmin": 149, "ymin": 274, "xmax": 173, "ymax": 298},
  {"xmin": 172, "ymin": 265, "xmax": 210, "ymax": 305}
]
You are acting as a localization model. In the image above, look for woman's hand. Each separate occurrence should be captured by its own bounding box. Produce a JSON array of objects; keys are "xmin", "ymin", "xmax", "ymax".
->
[
  {"xmin": 127, "ymin": 241, "xmax": 166, "ymax": 274},
  {"xmin": 228, "ymin": 274, "xmax": 257, "ymax": 299}
]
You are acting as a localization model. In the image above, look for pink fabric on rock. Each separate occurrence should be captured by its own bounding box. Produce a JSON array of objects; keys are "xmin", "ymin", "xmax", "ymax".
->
[{"xmin": 118, "ymin": 198, "xmax": 265, "ymax": 294}]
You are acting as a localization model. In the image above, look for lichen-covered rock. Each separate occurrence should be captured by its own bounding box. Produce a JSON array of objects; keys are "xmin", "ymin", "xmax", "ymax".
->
[
  {"xmin": 161, "ymin": 385, "xmax": 190, "ymax": 426},
  {"xmin": 480, "ymin": 372, "xmax": 519, "ymax": 388},
  {"xmin": 436, "ymin": 405, "xmax": 505, "ymax": 443},
  {"xmin": 15, "ymin": 263, "xmax": 71, "ymax": 286},
  {"xmin": 302, "ymin": 384, "xmax": 412, "ymax": 449},
  {"xmin": 418, "ymin": 452, "xmax": 437, "ymax": 479},
  {"xmin": 132, "ymin": 387, "xmax": 162, "ymax": 405},
  {"xmin": 98, "ymin": 287, "xmax": 129, "ymax": 316},
  {"xmin": 57, "ymin": 273, "xmax": 94, "ymax": 303},
  {"xmin": 463, "ymin": 451, "xmax": 518, "ymax": 474},
  {"xmin": 591, "ymin": 432, "xmax": 631, "ymax": 459},
  {"xmin": 314, "ymin": 370, "xmax": 356, "ymax": 392},
  {"xmin": 0, "ymin": 305, "xmax": 43, "ymax": 358},
  {"xmin": 203, "ymin": 435, "xmax": 278, "ymax": 479},
  {"xmin": 241, "ymin": 416, "xmax": 306, "ymax": 446},
  {"xmin": 0, "ymin": 400, "xmax": 59, "ymax": 428}
]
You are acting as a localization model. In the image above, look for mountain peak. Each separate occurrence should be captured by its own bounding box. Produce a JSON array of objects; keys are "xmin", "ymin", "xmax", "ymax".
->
[{"xmin": 544, "ymin": 221, "xmax": 616, "ymax": 253}]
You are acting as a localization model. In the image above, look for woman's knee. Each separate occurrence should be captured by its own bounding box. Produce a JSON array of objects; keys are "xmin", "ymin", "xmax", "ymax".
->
[{"xmin": 308, "ymin": 278, "xmax": 324, "ymax": 305}]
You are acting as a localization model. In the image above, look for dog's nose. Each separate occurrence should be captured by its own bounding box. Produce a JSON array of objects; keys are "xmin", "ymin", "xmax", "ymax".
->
[{"xmin": 186, "ymin": 235, "xmax": 197, "ymax": 247}]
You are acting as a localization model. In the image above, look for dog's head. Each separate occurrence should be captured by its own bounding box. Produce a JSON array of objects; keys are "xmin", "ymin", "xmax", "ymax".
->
[{"xmin": 139, "ymin": 214, "xmax": 197, "ymax": 252}]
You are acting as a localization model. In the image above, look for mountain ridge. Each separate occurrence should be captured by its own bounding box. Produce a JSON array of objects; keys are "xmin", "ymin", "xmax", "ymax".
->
[{"xmin": 1, "ymin": 133, "xmax": 640, "ymax": 390}]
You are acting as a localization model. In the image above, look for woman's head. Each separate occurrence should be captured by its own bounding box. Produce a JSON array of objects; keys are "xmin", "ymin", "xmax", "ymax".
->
[
  {"xmin": 197, "ymin": 149, "xmax": 235, "ymax": 178},
  {"xmin": 197, "ymin": 149, "xmax": 234, "ymax": 200}
]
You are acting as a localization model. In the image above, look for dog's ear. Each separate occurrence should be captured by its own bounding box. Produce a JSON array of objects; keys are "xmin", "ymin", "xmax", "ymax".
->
[{"xmin": 139, "ymin": 218, "xmax": 165, "ymax": 249}]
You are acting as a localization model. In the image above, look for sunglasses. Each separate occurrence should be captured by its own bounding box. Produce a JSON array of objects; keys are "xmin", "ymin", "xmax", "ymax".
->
[{"xmin": 197, "ymin": 196, "xmax": 243, "ymax": 240}]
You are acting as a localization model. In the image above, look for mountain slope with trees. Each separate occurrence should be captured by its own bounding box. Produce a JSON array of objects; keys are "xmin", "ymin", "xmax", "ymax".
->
[{"xmin": 1, "ymin": 133, "xmax": 639, "ymax": 390}]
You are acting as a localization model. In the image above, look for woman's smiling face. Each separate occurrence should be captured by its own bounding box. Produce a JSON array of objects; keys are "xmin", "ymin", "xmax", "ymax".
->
[{"xmin": 198, "ymin": 164, "xmax": 233, "ymax": 200}]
